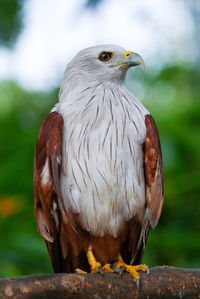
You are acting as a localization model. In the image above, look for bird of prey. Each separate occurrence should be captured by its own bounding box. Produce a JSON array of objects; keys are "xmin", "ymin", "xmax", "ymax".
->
[{"xmin": 34, "ymin": 45, "xmax": 163, "ymax": 284}]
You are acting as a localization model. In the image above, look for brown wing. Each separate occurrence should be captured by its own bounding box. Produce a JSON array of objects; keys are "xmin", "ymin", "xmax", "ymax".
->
[
  {"xmin": 127, "ymin": 114, "xmax": 164, "ymax": 266},
  {"xmin": 144, "ymin": 114, "xmax": 164, "ymax": 229},
  {"xmin": 33, "ymin": 111, "xmax": 66, "ymax": 272}
]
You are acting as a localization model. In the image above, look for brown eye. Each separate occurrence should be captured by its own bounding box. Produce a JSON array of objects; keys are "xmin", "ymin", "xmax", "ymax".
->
[{"xmin": 99, "ymin": 52, "xmax": 113, "ymax": 62}]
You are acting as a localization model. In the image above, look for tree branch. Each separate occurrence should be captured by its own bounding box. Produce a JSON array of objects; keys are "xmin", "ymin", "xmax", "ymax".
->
[{"xmin": 0, "ymin": 266, "xmax": 199, "ymax": 298}]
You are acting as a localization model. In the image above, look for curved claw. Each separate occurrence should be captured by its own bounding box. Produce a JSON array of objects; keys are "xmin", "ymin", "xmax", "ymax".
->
[
  {"xmin": 118, "ymin": 265, "xmax": 123, "ymax": 277},
  {"xmin": 98, "ymin": 265, "xmax": 104, "ymax": 276},
  {"xmin": 146, "ymin": 268, "xmax": 150, "ymax": 275},
  {"xmin": 110, "ymin": 264, "xmax": 123, "ymax": 277},
  {"xmin": 136, "ymin": 278, "xmax": 140, "ymax": 290}
]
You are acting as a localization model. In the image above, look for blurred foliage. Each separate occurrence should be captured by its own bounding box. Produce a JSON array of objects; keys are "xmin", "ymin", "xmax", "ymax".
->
[
  {"xmin": 0, "ymin": 0, "xmax": 105, "ymax": 48},
  {"xmin": 0, "ymin": 0, "xmax": 25, "ymax": 48},
  {"xmin": 0, "ymin": 64, "xmax": 200, "ymax": 277},
  {"xmin": 0, "ymin": 82, "xmax": 58, "ymax": 276}
]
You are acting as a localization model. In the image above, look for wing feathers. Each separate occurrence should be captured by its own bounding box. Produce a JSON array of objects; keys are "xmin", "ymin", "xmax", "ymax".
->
[
  {"xmin": 34, "ymin": 111, "xmax": 64, "ymax": 242},
  {"xmin": 130, "ymin": 114, "xmax": 164, "ymax": 265},
  {"xmin": 144, "ymin": 114, "xmax": 164, "ymax": 228}
]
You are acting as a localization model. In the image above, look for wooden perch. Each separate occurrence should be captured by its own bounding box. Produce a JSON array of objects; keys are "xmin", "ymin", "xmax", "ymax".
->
[{"xmin": 0, "ymin": 266, "xmax": 199, "ymax": 298}]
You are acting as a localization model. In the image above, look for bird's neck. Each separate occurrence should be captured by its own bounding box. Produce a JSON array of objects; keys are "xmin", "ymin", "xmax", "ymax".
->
[{"xmin": 58, "ymin": 74, "xmax": 124, "ymax": 104}]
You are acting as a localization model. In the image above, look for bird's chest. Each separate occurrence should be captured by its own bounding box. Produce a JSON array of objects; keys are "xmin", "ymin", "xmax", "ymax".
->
[{"xmin": 58, "ymin": 90, "xmax": 147, "ymax": 237}]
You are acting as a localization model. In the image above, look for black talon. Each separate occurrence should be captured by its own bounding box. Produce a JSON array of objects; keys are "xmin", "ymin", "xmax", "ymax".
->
[
  {"xmin": 136, "ymin": 278, "xmax": 140, "ymax": 290},
  {"xmin": 109, "ymin": 264, "xmax": 123, "ymax": 277},
  {"xmin": 118, "ymin": 265, "xmax": 123, "ymax": 277},
  {"xmin": 98, "ymin": 265, "xmax": 104, "ymax": 276}
]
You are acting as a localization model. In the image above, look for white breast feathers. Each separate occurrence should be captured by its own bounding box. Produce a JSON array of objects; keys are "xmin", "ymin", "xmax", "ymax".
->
[{"xmin": 53, "ymin": 81, "xmax": 149, "ymax": 237}]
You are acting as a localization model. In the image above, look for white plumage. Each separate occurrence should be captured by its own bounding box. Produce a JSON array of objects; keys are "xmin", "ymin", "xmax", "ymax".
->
[{"xmin": 52, "ymin": 45, "xmax": 149, "ymax": 237}]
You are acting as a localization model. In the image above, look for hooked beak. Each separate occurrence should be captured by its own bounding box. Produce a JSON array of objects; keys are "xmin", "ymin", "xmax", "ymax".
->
[
  {"xmin": 125, "ymin": 51, "xmax": 145, "ymax": 71},
  {"xmin": 110, "ymin": 51, "xmax": 145, "ymax": 71}
]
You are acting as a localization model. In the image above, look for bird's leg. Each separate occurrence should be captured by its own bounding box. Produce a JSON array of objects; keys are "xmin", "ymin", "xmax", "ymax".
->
[
  {"xmin": 86, "ymin": 250, "xmax": 118, "ymax": 274},
  {"xmin": 86, "ymin": 248, "xmax": 103, "ymax": 274},
  {"xmin": 113, "ymin": 254, "xmax": 149, "ymax": 288},
  {"xmin": 75, "ymin": 247, "xmax": 116, "ymax": 274},
  {"xmin": 75, "ymin": 247, "xmax": 104, "ymax": 274}
]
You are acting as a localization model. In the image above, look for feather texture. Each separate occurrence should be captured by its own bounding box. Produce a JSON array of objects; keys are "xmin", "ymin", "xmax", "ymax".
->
[
  {"xmin": 144, "ymin": 114, "xmax": 164, "ymax": 228},
  {"xmin": 55, "ymin": 81, "xmax": 149, "ymax": 237},
  {"xmin": 33, "ymin": 111, "xmax": 66, "ymax": 271},
  {"xmin": 34, "ymin": 44, "xmax": 164, "ymax": 272}
]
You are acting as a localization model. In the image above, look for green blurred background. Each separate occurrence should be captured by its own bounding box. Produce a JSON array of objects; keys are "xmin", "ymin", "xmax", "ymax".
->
[{"xmin": 0, "ymin": 0, "xmax": 199, "ymax": 277}]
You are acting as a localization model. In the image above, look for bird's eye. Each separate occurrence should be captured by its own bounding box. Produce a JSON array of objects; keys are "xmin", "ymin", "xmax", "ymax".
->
[{"xmin": 99, "ymin": 52, "xmax": 113, "ymax": 62}]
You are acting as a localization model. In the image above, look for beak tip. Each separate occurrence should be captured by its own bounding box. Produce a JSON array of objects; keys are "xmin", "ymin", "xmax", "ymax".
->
[
  {"xmin": 141, "ymin": 62, "xmax": 145, "ymax": 71},
  {"xmin": 128, "ymin": 52, "xmax": 145, "ymax": 71}
]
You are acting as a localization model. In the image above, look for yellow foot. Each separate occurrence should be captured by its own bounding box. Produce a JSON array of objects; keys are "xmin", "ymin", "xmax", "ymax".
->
[
  {"xmin": 116, "ymin": 255, "xmax": 150, "ymax": 288},
  {"xmin": 102, "ymin": 263, "xmax": 115, "ymax": 273},
  {"xmin": 75, "ymin": 250, "xmax": 111, "ymax": 275},
  {"xmin": 75, "ymin": 249, "xmax": 149, "ymax": 288},
  {"xmin": 75, "ymin": 268, "xmax": 87, "ymax": 274},
  {"xmin": 87, "ymin": 249, "xmax": 103, "ymax": 274}
]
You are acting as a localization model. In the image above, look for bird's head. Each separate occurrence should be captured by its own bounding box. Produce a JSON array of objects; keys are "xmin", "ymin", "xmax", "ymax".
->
[{"xmin": 65, "ymin": 44, "xmax": 145, "ymax": 84}]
